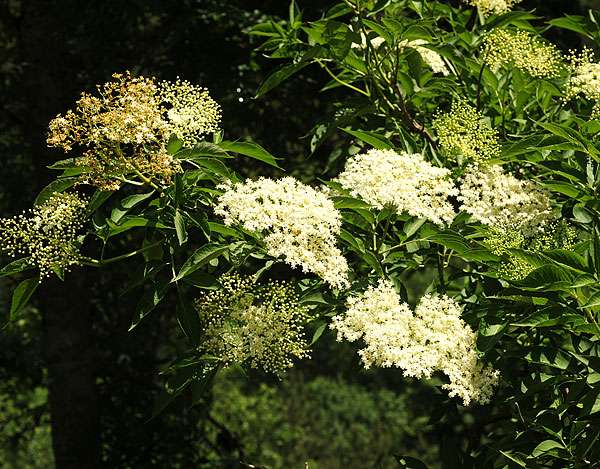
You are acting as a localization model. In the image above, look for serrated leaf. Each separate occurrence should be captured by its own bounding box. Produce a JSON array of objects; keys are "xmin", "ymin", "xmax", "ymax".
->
[
  {"xmin": 0, "ymin": 258, "xmax": 34, "ymax": 278},
  {"xmin": 34, "ymin": 177, "xmax": 78, "ymax": 206}
]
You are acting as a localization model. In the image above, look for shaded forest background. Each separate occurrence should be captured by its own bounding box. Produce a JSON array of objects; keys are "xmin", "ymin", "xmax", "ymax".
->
[{"xmin": 0, "ymin": 0, "xmax": 596, "ymax": 467}]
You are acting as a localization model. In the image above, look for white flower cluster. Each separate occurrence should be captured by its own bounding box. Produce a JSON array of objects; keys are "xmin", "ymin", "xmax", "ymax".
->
[
  {"xmin": 566, "ymin": 49, "xmax": 600, "ymax": 119},
  {"xmin": 463, "ymin": 0, "xmax": 522, "ymax": 16},
  {"xmin": 458, "ymin": 165, "xmax": 552, "ymax": 237},
  {"xmin": 402, "ymin": 39, "xmax": 450, "ymax": 76},
  {"xmin": 215, "ymin": 177, "xmax": 349, "ymax": 289},
  {"xmin": 331, "ymin": 279, "xmax": 499, "ymax": 405},
  {"xmin": 336, "ymin": 149, "xmax": 458, "ymax": 225}
]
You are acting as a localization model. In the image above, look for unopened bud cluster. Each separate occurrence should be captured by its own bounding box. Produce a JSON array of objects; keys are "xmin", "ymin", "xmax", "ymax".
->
[
  {"xmin": 195, "ymin": 273, "xmax": 310, "ymax": 375},
  {"xmin": 433, "ymin": 101, "xmax": 500, "ymax": 163},
  {"xmin": 0, "ymin": 193, "xmax": 87, "ymax": 278},
  {"xmin": 482, "ymin": 29, "xmax": 563, "ymax": 78}
]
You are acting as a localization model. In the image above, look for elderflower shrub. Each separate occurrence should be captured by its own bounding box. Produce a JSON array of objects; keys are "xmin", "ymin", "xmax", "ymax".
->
[
  {"xmin": 458, "ymin": 164, "xmax": 553, "ymax": 237},
  {"xmin": 195, "ymin": 273, "xmax": 310, "ymax": 375},
  {"xmin": 481, "ymin": 29, "xmax": 563, "ymax": 78},
  {"xmin": 215, "ymin": 177, "xmax": 349, "ymax": 289},
  {"xmin": 0, "ymin": 193, "xmax": 87, "ymax": 278},
  {"xmin": 432, "ymin": 101, "xmax": 500, "ymax": 162},
  {"xmin": 47, "ymin": 72, "xmax": 221, "ymax": 190},
  {"xmin": 335, "ymin": 149, "xmax": 457, "ymax": 225},
  {"xmin": 331, "ymin": 280, "xmax": 499, "ymax": 405},
  {"xmin": 462, "ymin": 0, "xmax": 522, "ymax": 16},
  {"xmin": 565, "ymin": 49, "xmax": 600, "ymax": 119}
]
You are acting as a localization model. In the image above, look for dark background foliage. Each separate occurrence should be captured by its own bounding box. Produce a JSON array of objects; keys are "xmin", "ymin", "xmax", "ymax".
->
[{"xmin": 0, "ymin": 0, "xmax": 594, "ymax": 467}]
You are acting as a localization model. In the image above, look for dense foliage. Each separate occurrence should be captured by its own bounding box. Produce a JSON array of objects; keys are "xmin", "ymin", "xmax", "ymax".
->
[{"xmin": 2, "ymin": 0, "xmax": 600, "ymax": 467}]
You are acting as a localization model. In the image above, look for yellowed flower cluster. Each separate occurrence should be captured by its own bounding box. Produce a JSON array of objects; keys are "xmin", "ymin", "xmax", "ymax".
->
[
  {"xmin": 0, "ymin": 193, "xmax": 87, "ymax": 278},
  {"xmin": 459, "ymin": 164, "xmax": 553, "ymax": 237},
  {"xmin": 331, "ymin": 279, "xmax": 499, "ymax": 405},
  {"xmin": 195, "ymin": 273, "xmax": 310, "ymax": 375},
  {"xmin": 336, "ymin": 149, "xmax": 457, "ymax": 225},
  {"xmin": 463, "ymin": 0, "xmax": 522, "ymax": 16},
  {"xmin": 215, "ymin": 177, "xmax": 349, "ymax": 289},
  {"xmin": 159, "ymin": 78, "xmax": 222, "ymax": 145},
  {"xmin": 433, "ymin": 101, "xmax": 500, "ymax": 162},
  {"xmin": 47, "ymin": 72, "xmax": 221, "ymax": 190},
  {"xmin": 482, "ymin": 29, "xmax": 563, "ymax": 78},
  {"xmin": 565, "ymin": 49, "xmax": 600, "ymax": 119}
]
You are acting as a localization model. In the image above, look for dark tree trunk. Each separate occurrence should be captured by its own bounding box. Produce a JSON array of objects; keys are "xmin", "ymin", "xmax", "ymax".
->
[{"xmin": 41, "ymin": 274, "xmax": 100, "ymax": 469}]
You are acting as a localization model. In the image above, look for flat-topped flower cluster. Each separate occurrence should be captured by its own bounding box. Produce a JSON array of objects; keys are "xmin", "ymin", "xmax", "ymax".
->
[
  {"xmin": 336, "ymin": 149, "xmax": 457, "ymax": 225},
  {"xmin": 331, "ymin": 279, "xmax": 499, "ymax": 405},
  {"xmin": 216, "ymin": 177, "xmax": 350, "ymax": 289}
]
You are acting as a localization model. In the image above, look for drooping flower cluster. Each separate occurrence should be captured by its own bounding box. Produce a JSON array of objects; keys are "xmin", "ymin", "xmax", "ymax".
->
[
  {"xmin": 47, "ymin": 72, "xmax": 221, "ymax": 190},
  {"xmin": 215, "ymin": 177, "xmax": 349, "ymax": 289},
  {"xmin": 565, "ymin": 49, "xmax": 600, "ymax": 119},
  {"xmin": 0, "ymin": 192, "xmax": 87, "ymax": 278},
  {"xmin": 463, "ymin": 0, "xmax": 522, "ymax": 16},
  {"xmin": 336, "ymin": 149, "xmax": 457, "ymax": 225},
  {"xmin": 433, "ymin": 101, "xmax": 500, "ymax": 162},
  {"xmin": 458, "ymin": 164, "xmax": 553, "ymax": 237},
  {"xmin": 331, "ymin": 280, "xmax": 499, "ymax": 405},
  {"xmin": 159, "ymin": 78, "xmax": 222, "ymax": 145},
  {"xmin": 195, "ymin": 273, "xmax": 310, "ymax": 375},
  {"xmin": 481, "ymin": 29, "xmax": 563, "ymax": 78}
]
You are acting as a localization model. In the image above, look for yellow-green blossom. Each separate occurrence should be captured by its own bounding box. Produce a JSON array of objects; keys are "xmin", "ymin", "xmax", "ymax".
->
[
  {"xmin": 565, "ymin": 49, "xmax": 600, "ymax": 119},
  {"xmin": 0, "ymin": 193, "xmax": 87, "ymax": 278},
  {"xmin": 482, "ymin": 29, "xmax": 563, "ymax": 78},
  {"xmin": 195, "ymin": 273, "xmax": 310, "ymax": 375},
  {"xmin": 433, "ymin": 101, "xmax": 500, "ymax": 162}
]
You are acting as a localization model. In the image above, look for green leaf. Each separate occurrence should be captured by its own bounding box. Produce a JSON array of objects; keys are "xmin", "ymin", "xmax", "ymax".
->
[
  {"xmin": 173, "ymin": 243, "xmax": 228, "ymax": 281},
  {"xmin": 256, "ymin": 61, "xmax": 311, "ymax": 97},
  {"xmin": 175, "ymin": 141, "xmax": 230, "ymax": 160},
  {"xmin": 9, "ymin": 277, "xmax": 39, "ymax": 321},
  {"xmin": 167, "ymin": 136, "xmax": 183, "ymax": 155},
  {"xmin": 0, "ymin": 258, "xmax": 34, "ymax": 278},
  {"xmin": 582, "ymin": 292, "xmax": 600, "ymax": 308},
  {"xmin": 176, "ymin": 285, "xmax": 202, "ymax": 344},
  {"xmin": 105, "ymin": 216, "xmax": 171, "ymax": 238},
  {"xmin": 531, "ymin": 440, "xmax": 564, "ymax": 458},
  {"xmin": 219, "ymin": 141, "xmax": 282, "ymax": 169},
  {"xmin": 310, "ymin": 322, "xmax": 327, "ymax": 345},
  {"xmin": 174, "ymin": 210, "xmax": 187, "ymax": 245},
  {"xmin": 110, "ymin": 192, "xmax": 154, "ymax": 223},
  {"xmin": 340, "ymin": 128, "xmax": 393, "ymax": 150},
  {"xmin": 332, "ymin": 196, "xmax": 371, "ymax": 210},
  {"xmin": 34, "ymin": 177, "xmax": 78, "ymax": 206}
]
